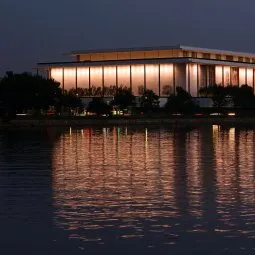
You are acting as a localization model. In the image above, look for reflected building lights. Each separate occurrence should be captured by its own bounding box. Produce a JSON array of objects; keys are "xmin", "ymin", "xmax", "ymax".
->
[
  {"xmin": 186, "ymin": 130, "xmax": 202, "ymax": 218},
  {"xmin": 51, "ymin": 127, "xmax": 255, "ymax": 244}
]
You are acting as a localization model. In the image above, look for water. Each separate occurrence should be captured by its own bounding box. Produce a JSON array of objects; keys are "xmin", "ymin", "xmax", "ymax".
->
[{"xmin": 0, "ymin": 126, "xmax": 254, "ymax": 254}]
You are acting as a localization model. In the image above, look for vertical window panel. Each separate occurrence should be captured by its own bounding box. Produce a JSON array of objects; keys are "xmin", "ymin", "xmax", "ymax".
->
[
  {"xmin": 231, "ymin": 67, "xmax": 239, "ymax": 85},
  {"xmin": 90, "ymin": 66, "xmax": 103, "ymax": 88},
  {"xmin": 160, "ymin": 64, "xmax": 173, "ymax": 96},
  {"xmin": 104, "ymin": 66, "xmax": 117, "ymax": 87},
  {"xmin": 189, "ymin": 64, "xmax": 198, "ymax": 97},
  {"xmin": 131, "ymin": 65, "xmax": 145, "ymax": 96},
  {"xmin": 77, "ymin": 67, "xmax": 89, "ymax": 89},
  {"xmin": 223, "ymin": 66, "xmax": 230, "ymax": 86},
  {"xmin": 103, "ymin": 66, "xmax": 117, "ymax": 96},
  {"xmin": 239, "ymin": 67, "xmax": 246, "ymax": 85},
  {"xmin": 175, "ymin": 64, "xmax": 186, "ymax": 90},
  {"xmin": 117, "ymin": 65, "xmax": 130, "ymax": 88},
  {"xmin": 64, "ymin": 68, "xmax": 76, "ymax": 91},
  {"xmin": 50, "ymin": 68, "xmax": 63, "ymax": 87},
  {"xmin": 247, "ymin": 68, "xmax": 253, "ymax": 86},
  {"xmin": 215, "ymin": 66, "xmax": 223, "ymax": 85},
  {"xmin": 145, "ymin": 64, "xmax": 159, "ymax": 95}
]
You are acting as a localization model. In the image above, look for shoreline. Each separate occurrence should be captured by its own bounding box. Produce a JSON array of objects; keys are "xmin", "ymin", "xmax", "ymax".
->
[{"xmin": 1, "ymin": 116, "xmax": 255, "ymax": 128}]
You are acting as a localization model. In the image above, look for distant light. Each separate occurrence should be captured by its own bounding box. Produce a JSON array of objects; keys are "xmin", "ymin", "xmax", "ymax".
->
[
  {"xmin": 210, "ymin": 113, "xmax": 223, "ymax": 116},
  {"xmin": 228, "ymin": 112, "xmax": 236, "ymax": 116}
]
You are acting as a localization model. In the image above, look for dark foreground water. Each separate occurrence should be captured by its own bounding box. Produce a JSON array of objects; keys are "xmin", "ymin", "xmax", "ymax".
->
[{"xmin": 0, "ymin": 125, "xmax": 254, "ymax": 254}]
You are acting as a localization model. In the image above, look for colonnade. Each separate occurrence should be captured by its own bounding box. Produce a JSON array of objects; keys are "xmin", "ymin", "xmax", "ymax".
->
[{"xmin": 49, "ymin": 63, "xmax": 255, "ymax": 97}]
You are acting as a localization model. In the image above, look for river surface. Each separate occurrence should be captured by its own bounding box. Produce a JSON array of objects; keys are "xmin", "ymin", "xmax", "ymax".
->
[{"xmin": 0, "ymin": 125, "xmax": 254, "ymax": 254}]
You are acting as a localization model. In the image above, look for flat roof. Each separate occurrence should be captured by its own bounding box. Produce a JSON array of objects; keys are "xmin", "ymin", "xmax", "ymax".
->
[
  {"xmin": 69, "ymin": 45, "xmax": 255, "ymax": 58},
  {"xmin": 37, "ymin": 57, "xmax": 255, "ymax": 68}
]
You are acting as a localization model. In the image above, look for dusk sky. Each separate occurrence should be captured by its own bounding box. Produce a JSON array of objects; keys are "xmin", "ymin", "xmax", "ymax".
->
[{"xmin": 1, "ymin": 0, "xmax": 255, "ymax": 75}]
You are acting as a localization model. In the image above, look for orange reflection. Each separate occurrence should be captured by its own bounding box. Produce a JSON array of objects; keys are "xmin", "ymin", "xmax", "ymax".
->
[{"xmin": 51, "ymin": 126, "xmax": 255, "ymax": 243}]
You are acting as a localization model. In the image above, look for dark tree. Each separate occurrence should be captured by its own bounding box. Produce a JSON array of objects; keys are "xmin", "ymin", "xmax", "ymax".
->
[
  {"xmin": 0, "ymin": 72, "xmax": 62, "ymax": 117},
  {"xmin": 87, "ymin": 97, "xmax": 112, "ymax": 115},
  {"xmin": 199, "ymin": 85, "xmax": 228, "ymax": 108},
  {"xmin": 111, "ymin": 86, "xmax": 135, "ymax": 110},
  {"xmin": 199, "ymin": 84, "xmax": 255, "ymax": 109},
  {"xmin": 139, "ymin": 89, "xmax": 159, "ymax": 109},
  {"xmin": 165, "ymin": 86, "xmax": 199, "ymax": 113},
  {"xmin": 226, "ymin": 85, "xmax": 255, "ymax": 108},
  {"xmin": 57, "ymin": 90, "xmax": 83, "ymax": 114}
]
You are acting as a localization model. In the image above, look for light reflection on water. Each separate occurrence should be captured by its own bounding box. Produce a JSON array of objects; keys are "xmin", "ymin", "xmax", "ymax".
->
[{"xmin": 51, "ymin": 126, "xmax": 255, "ymax": 253}]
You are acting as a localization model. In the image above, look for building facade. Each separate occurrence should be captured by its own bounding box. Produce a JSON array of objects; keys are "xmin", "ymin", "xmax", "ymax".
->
[{"xmin": 37, "ymin": 45, "xmax": 255, "ymax": 97}]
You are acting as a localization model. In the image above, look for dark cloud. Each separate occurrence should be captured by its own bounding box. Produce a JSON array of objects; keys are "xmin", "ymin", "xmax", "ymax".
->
[{"xmin": 1, "ymin": 0, "xmax": 255, "ymax": 75}]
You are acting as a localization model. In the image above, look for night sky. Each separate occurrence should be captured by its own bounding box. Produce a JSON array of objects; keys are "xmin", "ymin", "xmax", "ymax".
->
[{"xmin": 1, "ymin": 0, "xmax": 255, "ymax": 75}]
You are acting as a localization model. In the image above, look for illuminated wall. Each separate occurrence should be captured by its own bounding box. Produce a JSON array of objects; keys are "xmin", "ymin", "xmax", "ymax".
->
[
  {"xmin": 77, "ymin": 67, "xmax": 89, "ymax": 89},
  {"xmin": 104, "ymin": 66, "xmax": 117, "ymax": 87},
  {"xmin": 247, "ymin": 68, "xmax": 253, "ymax": 87},
  {"xmin": 223, "ymin": 66, "xmax": 230, "ymax": 86},
  {"xmin": 117, "ymin": 65, "xmax": 130, "ymax": 88},
  {"xmin": 215, "ymin": 66, "xmax": 223, "ymax": 85},
  {"xmin": 239, "ymin": 68, "xmax": 246, "ymax": 85},
  {"xmin": 231, "ymin": 67, "xmax": 239, "ymax": 85},
  {"xmin": 49, "ymin": 63, "xmax": 255, "ymax": 96},
  {"xmin": 90, "ymin": 66, "xmax": 103, "ymax": 87},
  {"xmin": 131, "ymin": 65, "xmax": 145, "ymax": 96},
  {"xmin": 51, "ymin": 68, "xmax": 63, "ymax": 86},
  {"xmin": 63, "ymin": 68, "xmax": 76, "ymax": 91},
  {"xmin": 189, "ymin": 64, "xmax": 198, "ymax": 97},
  {"xmin": 145, "ymin": 64, "xmax": 159, "ymax": 95},
  {"xmin": 160, "ymin": 64, "xmax": 173, "ymax": 96}
]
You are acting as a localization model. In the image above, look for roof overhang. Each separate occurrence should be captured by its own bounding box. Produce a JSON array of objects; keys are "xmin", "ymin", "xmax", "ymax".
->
[
  {"xmin": 67, "ymin": 45, "xmax": 255, "ymax": 58},
  {"xmin": 37, "ymin": 58, "xmax": 255, "ymax": 69}
]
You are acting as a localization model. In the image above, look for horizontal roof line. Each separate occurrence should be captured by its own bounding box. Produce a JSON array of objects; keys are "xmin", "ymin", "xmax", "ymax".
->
[
  {"xmin": 68, "ymin": 45, "xmax": 182, "ymax": 55},
  {"xmin": 37, "ymin": 57, "xmax": 255, "ymax": 67},
  {"xmin": 68, "ymin": 45, "xmax": 255, "ymax": 58}
]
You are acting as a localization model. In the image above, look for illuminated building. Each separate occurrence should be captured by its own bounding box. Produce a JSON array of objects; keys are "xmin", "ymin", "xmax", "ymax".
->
[{"xmin": 37, "ymin": 45, "xmax": 255, "ymax": 97}]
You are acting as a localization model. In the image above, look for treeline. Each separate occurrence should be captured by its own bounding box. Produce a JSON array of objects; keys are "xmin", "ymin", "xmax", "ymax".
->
[
  {"xmin": 1, "ymin": 72, "xmax": 255, "ymax": 119},
  {"xmin": 199, "ymin": 84, "xmax": 255, "ymax": 108},
  {"xmin": 0, "ymin": 72, "xmax": 81, "ymax": 119}
]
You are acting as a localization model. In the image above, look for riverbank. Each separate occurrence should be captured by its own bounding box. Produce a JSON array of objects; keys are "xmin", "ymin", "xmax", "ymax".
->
[{"xmin": 1, "ymin": 116, "xmax": 255, "ymax": 128}]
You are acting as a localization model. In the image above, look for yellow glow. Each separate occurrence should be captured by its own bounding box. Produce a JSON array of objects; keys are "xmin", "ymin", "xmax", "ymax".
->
[
  {"xmin": 145, "ymin": 64, "xmax": 159, "ymax": 94},
  {"xmin": 117, "ymin": 65, "xmax": 130, "ymax": 87},
  {"xmin": 186, "ymin": 130, "xmax": 202, "ymax": 217},
  {"xmin": 104, "ymin": 66, "xmax": 117, "ymax": 87},
  {"xmin": 189, "ymin": 64, "xmax": 198, "ymax": 96},
  {"xmin": 131, "ymin": 65, "xmax": 145, "ymax": 95},
  {"xmin": 247, "ymin": 68, "xmax": 253, "ymax": 86},
  {"xmin": 213, "ymin": 125, "xmax": 220, "ymax": 139},
  {"xmin": 90, "ymin": 66, "xmax": 103, "ymax": 87},
  {"xmin": 229, "ymin": 128, "xmax": 235, "ymax": 144},
  {"xmin": 228, "ymin": 112, "xmax": 236, "ymax": 116},
  {"xmin": 77, "ymin": 67, "xmax": 89, "ymax": 89},
  {"xmin": 51, "ymin": 68, "xmax": 63, "ymax": 85},
  {"xmin": 160, "ymin": 64, "xmax": 173, "ymax": 95},
  {"xmin": 215, "ymin": 66, "xmax": 223, "ymax": 85},
  {"xmin": 64, "ymin": 68, "xmax": 76, "ymax": 91},
  {"xmin": 239, "ymin": 68, "xmax": 246, "ymax": 85},
  {"xmin": 223, "ymin": 66, "xmax": 230, "ymax": 86}
]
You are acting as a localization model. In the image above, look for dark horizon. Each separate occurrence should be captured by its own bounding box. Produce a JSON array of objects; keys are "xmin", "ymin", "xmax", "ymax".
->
[{"xmin": 1, "ymin": 0, "xmax": 255, "ymax": 76}]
